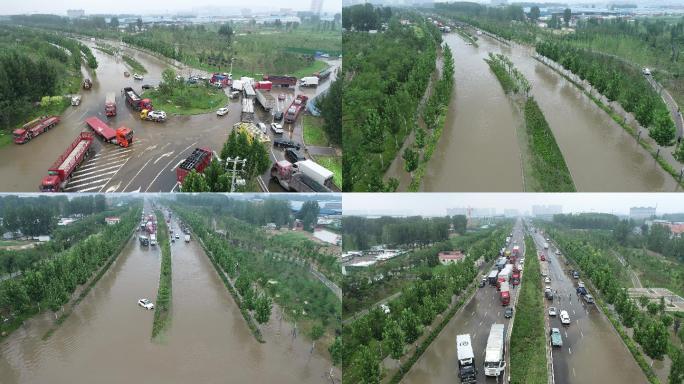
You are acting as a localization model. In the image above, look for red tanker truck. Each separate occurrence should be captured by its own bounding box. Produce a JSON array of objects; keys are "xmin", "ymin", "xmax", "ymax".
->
[
  {"xmin": 85, "ymin": 117, "xmax": 134, "ymax": 148},
  {"xmin": 262, "ymin": 75, "xmax": 296, "ymax": 87},
  {"xmin": 39, "ymin": 132, "xmax": 94, "ymax": 192},
  {"xmin": 13, "ymin": 116, "xmax": 60, "ymax": 144},
  {"xmin": 123, "ymin": 87, "xmax": 153, "ymax": 111},
  {"xmin": 284, "ymin": 95, "xmax": 308, "ymax": 124}
]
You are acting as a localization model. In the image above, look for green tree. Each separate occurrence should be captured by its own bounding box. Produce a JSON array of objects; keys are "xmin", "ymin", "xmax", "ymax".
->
[
  {"xmin": 355, "ymin": 345, "xmax": 380, "ymax": 384},
  {"xmin": 563, "ymin": 8, "xmax": 572, "ymax": 27},
  {"xmin": 181, "ymin": 170, "xmax": 210, "ymax": 192},
  {"xmin": 110, "ymin": 17, "xmax": 119, "ymax": 29},
  {"xmin": 670, "ymin": 347, "xmax": 684, "ymax": 384},
  {"xmin": 297, "ymin": 201, "xmax": 320, "ymax": 232},
  {"xmin": 650, "ymin": 109, "xmax": 676, "ymax": 146},
  {"xmin": 383, "ymin": 319, "xmax": 405, "ymax": 360},
  {"xmin": 400, "ymin": 308, "xmax": 421, "ymax": 343},
  {"xmin": 530, "ymin": 6, "xmax": 540, "ymax": 21},
  {"xmin": 329, "ymin": 336, "xmax": 342, "ymax": 366},
  {"xmin": 403, "ymin": 147, "xmax": 419, "ymax": 173},
  {"xmin": 310, "ymin": 323, "xmax": 324, "ymax": 341},
  {"xmin": 255, "ymin": 293, "xmax": 272, "ymax": 324}
]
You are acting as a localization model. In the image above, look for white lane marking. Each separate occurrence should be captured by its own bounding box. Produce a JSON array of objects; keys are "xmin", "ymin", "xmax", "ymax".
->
[
  {"xmin": 75, "ymin": 185, "xmax": 104, "ymax": 192},
  {"xmin": 64, "ymin": 178, "xmax": 109, "ymax": 191},
  {"xmin": 479, "ymin": 321, "xmax": 483, "ymax": 326},
  {"xmin": 91, "ymin": 147, "xmax": 133, "ymax": 159},
  {"xmin": 144, "ymin": 144, "xmax": 196, "ymax": 192},
  {"xmin": 471, "ymin": 311, "xmax": 475, "ymax": 317},
  {"xmin": 565, "ymin": 330, "xmax": 568, "ymax": 338},
  {"xmin": 171, "ymin": 159, "xmax": 184, "ymax": 171},
  {"xmin": 105, "ymin": 182, "xmax": 120, "ymax": 193},
  {"xmin": 97, "ymin": 157, "xmax": 131, "ymax": 192},
  {"xmin": 580, "ymin": 329, "xmax": 584, "ymax": 338},
  {"xmin": 68, "ymin": 170, "xmax": 118, "ymax": 185},
  {"xmin": 568, "ymin": 347, "xmax": 572, "ymax": 355},
  {"xmin": 121, "ymin": 155, "xmax": 157, "ymax": 192},
  {"xmin": 170, "ymin": 182, "xmax": 180, "ymax": 192},
  {"xmin": 154, "ymin": 151, "xmax": 174, "ymax": 164},
  {"xmin": 90, "ymin": 151, "xmax": 132, "ymax": 162},
  {"xmin": 484, "ymin": 311, "xmax": 487, "ymax": 318},
  {"xmin": 77, "ymin": 111, "xmax": 88, "ymax": 120},
  {"xmin": 72, "ymin": 163, "xmax": 125, "ymax": 178},
  {"xmin": 573, "ymin": 368, "xmax": 576, "ymax": 377}
]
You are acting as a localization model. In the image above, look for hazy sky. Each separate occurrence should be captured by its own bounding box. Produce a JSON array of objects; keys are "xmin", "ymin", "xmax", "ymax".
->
[
  {"xmin": 0, "ymin": 0, "xmax": 341, "ymax": 16},
  {"xmin": 343, "ymin": 193, "xmax": 684, "ymax": 216}
]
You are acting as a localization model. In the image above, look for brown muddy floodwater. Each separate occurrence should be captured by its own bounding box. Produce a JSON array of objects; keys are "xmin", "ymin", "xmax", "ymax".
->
[
  {"xmin": 0, "ymin": 222, "xmax": 333, "ymax": 383},
  {"xmin": 422, "ymin": 32, "xmax": 680, "ymax": 191}
]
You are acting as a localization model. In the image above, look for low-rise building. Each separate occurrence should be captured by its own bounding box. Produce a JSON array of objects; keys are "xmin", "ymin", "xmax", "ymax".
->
[
  {"xmin": 105, "ymin": 217, "xmax": 121, "ymax": 225},
  {"xmin": 438, "ymin": 250, "xmax": 465, "ymax": 265}
]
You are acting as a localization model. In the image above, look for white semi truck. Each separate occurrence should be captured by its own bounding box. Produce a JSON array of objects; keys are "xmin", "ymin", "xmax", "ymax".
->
[
  {"xmin": 484, "ymin": 324, "xmax": 506, "ymax": 377},
  {"xmin": 299, "ymin": 76, "xmax": 319, "ymax": 87},
  {"xmin": 456, "ymin": 334, "xmax": 477, "ymax": 383}
]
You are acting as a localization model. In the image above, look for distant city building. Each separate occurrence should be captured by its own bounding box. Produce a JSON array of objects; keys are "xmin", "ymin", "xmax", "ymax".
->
[
  {"xmin": 67, "ymin": 9, "xmax": 85, "ymax": 18},
  {"xmin": 438, "ymin": 250, "xmax": 465, "ymax": 265},
  {"xmin": 311, "ymin": 0, "xmax": 324, "ymax": 15},
  {"xmin": 630, "ymin": 206, "xmax": 656, "ymax": 220},
  {"xmin": 532, "ymin": 205, "xmax": 562, "ymax": 217},
  {"xmin": 241, "ymin": 8, "xmax": 252, "ymax": 17},
  {"xmin": 447, "ymin": 207, "xmax": 468, "ymax": 216},
  {"xmin": 491, "ymin": 0, "xmax": 508, "ymax": 6},
  {"xmin": 504, "ymin": 209, "xmax": 519, "ymax": 218}
]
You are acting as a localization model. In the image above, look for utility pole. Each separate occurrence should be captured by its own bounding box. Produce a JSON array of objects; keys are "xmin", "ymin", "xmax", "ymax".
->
[{"xmin": 224, "ymin": 157, "xmax": 247, "ymax": 192}]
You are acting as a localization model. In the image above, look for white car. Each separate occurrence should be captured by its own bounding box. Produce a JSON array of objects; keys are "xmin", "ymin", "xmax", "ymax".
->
[
  {"xmin": 258, "ymin": 122, "xmax": 267, "ymax": 134},
  {"xmin": 216, "ymin": 107, "xmax": 229, "ymax": 116},
  {"xmin": 548, "ymin": 306, "xmax": 557, "ymax": 317},
  {"xmin": 555, "ymin": 250, "xmax": 561, "ymax": 255},
  {"xmin": 133, "ymin": 73, "xmax": 144, "ymax": 80},
  {"xmin": 270, "ymin": 122, "xmax": 283, "ymax": 134},
  {"xmin": 545, "ymin": 277, "xmax": 551, "ymax": 284},
  {"xmin": 642, "ymin": 67, "xmax": 651, "ymax": 76},
  {"xmin": 148, "ymin": 110, "xmax": 166, "ymax": 120},
  {"xmin": 138, "ymin": 298, "xmax": 154, "ymax": 310},
  {"xmin": 175, "ymin": 233, "xmax": 180, "ymax": 239},
  {"xmin": 560, "ymin": 310, "xmax": 571, "ymax": 325}
]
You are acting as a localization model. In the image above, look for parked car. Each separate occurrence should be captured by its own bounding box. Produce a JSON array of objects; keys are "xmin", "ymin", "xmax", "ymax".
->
[
  {"xmin": 270, "ymin": 122, "xmax": 284, "ymax": 134},
  {"xmin": 142, "ymin": 84, "xmax": 152, "ymax": 90},
  {"xmin": 544, "ymin": 277, "xmax": 551, "ymax": 284},
  {"xmin": 273, "ymin": 139, "xmax": 301, "ymax": 150},
  {"xmin": 148, "ymin": 111, "xmax": 166, "ymax": 120},
  {"xmin": 278, "ymin": 93, "xmax": 286, "ymax": 101},
  {"xmin": 258, "ymin": 122, "xmax": 268, "ymax": 134},
  {"xmin": 175, "ymin": 233, "xmax": 180, "ymax": 240},
  {"xmin": 285, "ymin": 148, "xmax": 306, "ymax": 164},
  {"xmin": 548, "ymin": 306, "xmax": 557, "ymax": 316},
  {"xmin": 217, "ymin": 107, "xmax": 229, "ymax": 116},
  {"xmin": 642, "ymin": 67, "xmax": 652, "ymax": 76},
  {"xmin": 504, "ymin": 307, "xmax": 513, "ymax": 318},
  {"xmin": 274, "ymin": 111, "xmax": 284, "ymax": 121},
  {"xmin": 133, "ymin": 73, "xmax": 144, "ymax": 80},
  {"xmin": 550, "ymin": 328, "xmax": 563, "ymax": 347},
  {"xmin": 124, "ymin": 71, "xmax": 130, "ymax": 77},
  {"xmin": 583, "ymin": 294, "xmax": 594, "ymax": 304},
  {"xmin": 560, "ymin": 310, "xmax": 571, "ymax": 325},
  {"xmin": 138, "ymin": 298, "xmax": 154, "ymax": 310},
  {"xmin": 479, "ymin": 278, "xmax": 486, "ymax": 288}
]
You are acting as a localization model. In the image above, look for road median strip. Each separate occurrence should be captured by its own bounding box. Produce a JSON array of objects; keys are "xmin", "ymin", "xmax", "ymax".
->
[{"xmin": 151, "ymin": 211, "xmax": 172, "ymax": 340}]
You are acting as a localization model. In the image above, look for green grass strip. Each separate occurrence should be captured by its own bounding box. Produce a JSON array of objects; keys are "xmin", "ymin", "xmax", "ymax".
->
[
  {"xmin": 509, "ymin": 234, "xmax": 548, "ymax": 384},
  {"xmin": 151, "ymin": 211, "xmax": 172, "ymax": 339},
  {"xmin": 122, "ymin": 54, "xmax": 147, "ymax": 74},
  {"xmin": 523, "ymin": 98, "xmax": 576, "ymax": 192}
]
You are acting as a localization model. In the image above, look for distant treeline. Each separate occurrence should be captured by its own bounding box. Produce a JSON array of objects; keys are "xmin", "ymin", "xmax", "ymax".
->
[{"xmin": 342, "ymin": 215, "xmax": 467, "ymax": 250}]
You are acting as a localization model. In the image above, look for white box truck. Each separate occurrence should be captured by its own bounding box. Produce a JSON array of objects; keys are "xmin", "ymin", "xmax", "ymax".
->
[
  {"xmin": 294, "ymin": 160, "xmax": 334, "ymax": 190},
  {"xmin": 300, "ymin": 76, "xmax": 319, "ymax": 87},
  {"xmin": 184, "ymin": 234, "xmax": 190, "ymax": 243},
  {"xmin": 484, "ymin": 324, "xmax": 506, "ymax": 377},
  {"xmin": 456, "ymin": 334, "xmax": 477, "ymax": 383},
  {"xmin": 543, "ymin": 242, "xmax": 549, "ymax": 249}
]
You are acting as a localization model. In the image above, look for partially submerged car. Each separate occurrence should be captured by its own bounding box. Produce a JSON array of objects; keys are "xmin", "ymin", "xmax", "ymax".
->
[{"xmin": 138, "ymin": 298, "xmax": 154, "ymax": 310}]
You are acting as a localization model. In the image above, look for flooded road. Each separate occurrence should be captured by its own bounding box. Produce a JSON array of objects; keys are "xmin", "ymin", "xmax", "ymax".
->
[
  {"xmin": 400, "ymin": 220, "xmax": 525, "ymax": 384},
  {"xmin": 422, "ymin": 31, "xmax": 680, "ymax": 191},
  {"xmin": 0, "ymin": 36, "xmax": 339, "ymax": 192},
  {"xmin": 0, "ymin": 215, "xmax": 334, "ymax": 383},
  {"xmin": 422, "ymin": 33, "xmax": 523, "ymax": 192},
  {"xmin": 536, "ymin": 231, "xmax": 647, "ymax": 384}
]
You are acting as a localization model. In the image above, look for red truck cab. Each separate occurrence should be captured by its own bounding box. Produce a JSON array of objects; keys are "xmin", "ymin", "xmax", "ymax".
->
[
  {"xmin": 13, "ymin": 116, "xmax": 60, "ymax": 144},
  {"xmin": 540, "ymin": 253, "xmax": 546, "ymax": 261},
  {"xmin": 39, "ymin": 132, "xmax": 94, "ymax": 192}
]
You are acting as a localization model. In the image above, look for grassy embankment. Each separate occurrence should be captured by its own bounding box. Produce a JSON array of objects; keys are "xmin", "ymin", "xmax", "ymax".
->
[
  {"xmin": 124, "ymin": 26, "xmax": 340, "ymax": 79},
  {"xmin": 302, "ymin": 115, "xmax": 342, "ymax": 186},
  {"xmin": 509, "ymin": 233, "xmax": 548, "ymax": 384},
  {"xmin": 151, "ymin": 211, "xmax": 172, "ymax": 340},
  {"xmin": 144, "ymin": 84, "xmax": 228, "ymax": 115},
  {"xmin": 485, "ymin": 53, "xmax": 575, "ymax": 192},
  {"xmin": 122, "ymin": 54, "xmax": 147, "ymax": 74},
  {"xmin": 94, "ymin": 42, "xmax": 116, "ymax": 56}
]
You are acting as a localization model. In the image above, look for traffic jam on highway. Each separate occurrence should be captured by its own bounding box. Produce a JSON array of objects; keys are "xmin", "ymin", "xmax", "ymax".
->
[
  {"xmin": 12, "ymin": 42, "xmax": 338, "ymax": 193},
  {"xmin": 450, "ymin": 222, "xmax": 525, "ymax": 384}
]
